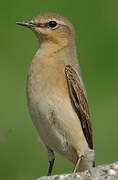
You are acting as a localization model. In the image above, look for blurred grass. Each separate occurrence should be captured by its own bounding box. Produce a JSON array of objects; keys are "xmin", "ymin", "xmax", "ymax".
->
[{"xmin": 0, "ymin": 0, "xmax": 118, "ymax": 179}]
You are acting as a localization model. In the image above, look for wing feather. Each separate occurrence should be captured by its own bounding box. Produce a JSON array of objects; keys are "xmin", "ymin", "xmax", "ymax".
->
[{"xmin": 65, "ymin": 65, "xmax": 93, "ymax": 149}]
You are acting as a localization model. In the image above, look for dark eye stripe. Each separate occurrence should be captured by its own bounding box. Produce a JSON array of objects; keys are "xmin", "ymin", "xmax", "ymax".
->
[
  {"xmin": 36, "ymin": 21, "xmax": 57, "ymax": 28},
  {"xmin": 37, "ymin": 23, "xmax": 46, "ymax": 27}
]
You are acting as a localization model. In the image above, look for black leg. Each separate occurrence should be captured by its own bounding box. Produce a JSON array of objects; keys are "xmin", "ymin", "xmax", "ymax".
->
[{"xmin": 48, "ymin": 159, "xmax": 55, "ymax": 176}]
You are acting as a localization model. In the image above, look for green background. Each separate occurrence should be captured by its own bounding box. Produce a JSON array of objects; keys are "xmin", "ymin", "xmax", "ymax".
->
[{"xmin": 0, "ymin": 0, "xmax": 118, "ymax": 179}]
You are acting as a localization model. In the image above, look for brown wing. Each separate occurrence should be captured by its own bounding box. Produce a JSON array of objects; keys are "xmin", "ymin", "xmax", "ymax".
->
[{"xmin": 65, "ymin": 65, "xmax": 93, "ymax": 149}]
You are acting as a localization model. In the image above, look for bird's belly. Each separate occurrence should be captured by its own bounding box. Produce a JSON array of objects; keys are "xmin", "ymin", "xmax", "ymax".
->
[{"xmin": 27, "ymin": 90, "xmax": 82, "ymax": 163}]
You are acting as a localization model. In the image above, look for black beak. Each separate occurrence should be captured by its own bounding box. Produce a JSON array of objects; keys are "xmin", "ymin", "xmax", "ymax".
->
[{"xmin": 16, "ymin": 21, "xmax": 36, "ymax": 28}]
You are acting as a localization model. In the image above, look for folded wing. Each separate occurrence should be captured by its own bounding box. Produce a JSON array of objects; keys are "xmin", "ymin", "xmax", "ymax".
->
[{"xmin": 65, "ymin": 65, "xmax": 93, "ymax": 149}]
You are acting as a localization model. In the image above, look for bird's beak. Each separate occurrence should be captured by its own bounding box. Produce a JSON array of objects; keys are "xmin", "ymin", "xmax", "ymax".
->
[{"xmin": 16, "ymin": 21, "xmax": 37, "ymax": 28}]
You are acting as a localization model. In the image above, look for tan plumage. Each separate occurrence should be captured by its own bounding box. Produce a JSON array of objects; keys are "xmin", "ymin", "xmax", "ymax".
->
[{"xmin": 16, "ymin": 12, "xmax": 95, "ymax": 175}]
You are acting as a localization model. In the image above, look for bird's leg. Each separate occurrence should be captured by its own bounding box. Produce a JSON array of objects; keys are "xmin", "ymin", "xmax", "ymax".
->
[
  {"xmin": 46, "ymin": 147, "xmax": 55, "ymax": 176},
  {"xmin": 73, "ymin": 155, "xmax": 84, "ymax": 173},
  {"xmin": 48, "ymin": 159, "xmax": 55, "ymax": 176}
]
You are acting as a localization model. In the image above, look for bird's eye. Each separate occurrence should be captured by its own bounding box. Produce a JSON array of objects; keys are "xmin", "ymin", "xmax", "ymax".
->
[{"xmin": 48, "ymin": 21, "xmax": 57, "ymax": 28}]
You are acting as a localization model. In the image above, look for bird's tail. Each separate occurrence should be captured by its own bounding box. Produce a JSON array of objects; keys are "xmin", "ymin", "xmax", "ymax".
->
[{"xmin": 93, "ymin": 160, "xmax": 95, "ymax": 167}]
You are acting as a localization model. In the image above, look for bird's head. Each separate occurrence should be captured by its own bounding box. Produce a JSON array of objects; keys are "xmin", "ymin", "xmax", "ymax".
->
[{"xmin": 16, "ymin": 13, "xmax": 75, "ymax": 45}]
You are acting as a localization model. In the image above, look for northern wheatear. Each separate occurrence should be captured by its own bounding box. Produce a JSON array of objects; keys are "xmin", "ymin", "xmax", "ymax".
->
[{"xmin": 16, "ymin": 12, "xmax": 95, "ymax": 175}]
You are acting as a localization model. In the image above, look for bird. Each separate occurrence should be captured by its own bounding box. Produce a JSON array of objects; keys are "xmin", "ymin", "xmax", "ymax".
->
[{"xmin": 16, "ymin": 12, "xmax": 95, "ymax": 176}]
